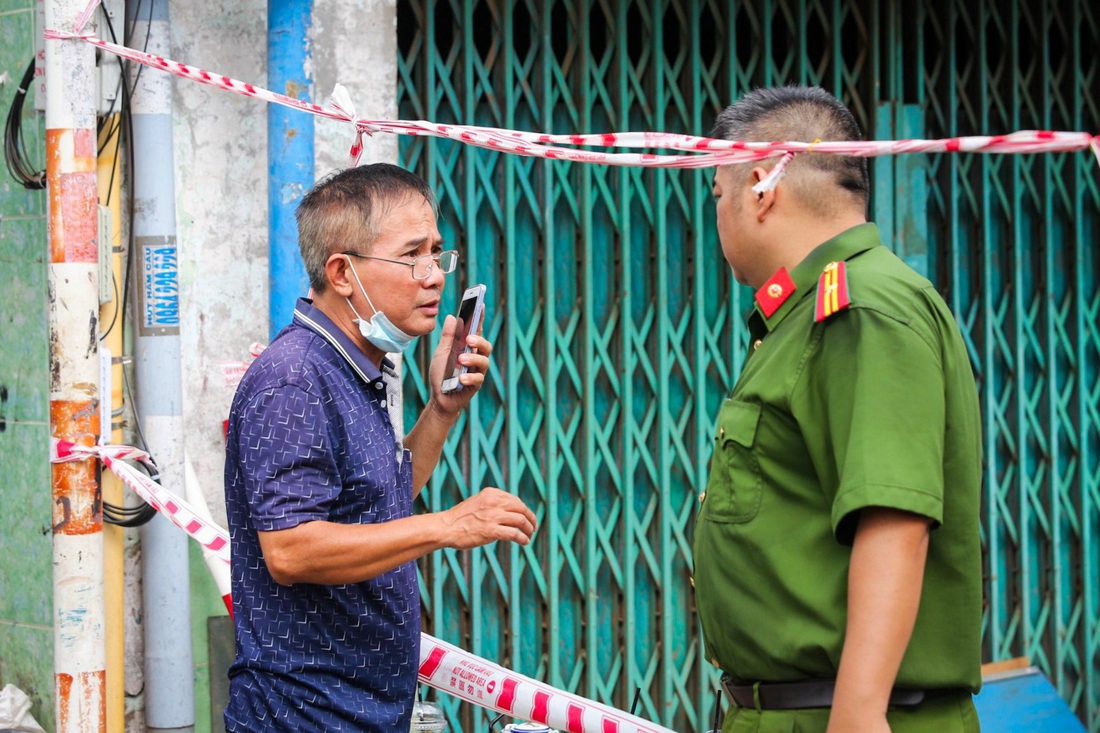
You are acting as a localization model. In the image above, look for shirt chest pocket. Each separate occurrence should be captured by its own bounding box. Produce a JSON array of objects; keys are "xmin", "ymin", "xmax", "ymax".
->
[{"xmin": 701, "ymin": 400, "xmax": 763, "ymax": 524}]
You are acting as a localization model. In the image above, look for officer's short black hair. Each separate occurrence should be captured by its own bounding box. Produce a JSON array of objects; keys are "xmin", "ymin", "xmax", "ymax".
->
[{"xmin": 712, "ymin": 86, "xmax": 869, "ymax": 211}]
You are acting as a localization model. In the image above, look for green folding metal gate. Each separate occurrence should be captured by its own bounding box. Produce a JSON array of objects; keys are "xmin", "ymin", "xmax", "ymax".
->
[{"xmin": 396, "ymin": 2, "xmax": 1100, "ymax": 731}]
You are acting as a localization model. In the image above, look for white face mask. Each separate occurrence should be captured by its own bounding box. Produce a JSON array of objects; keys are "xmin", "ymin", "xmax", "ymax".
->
[{"xmin": 344, "ymin": 255, "xmax": 417, "ymax": 354}]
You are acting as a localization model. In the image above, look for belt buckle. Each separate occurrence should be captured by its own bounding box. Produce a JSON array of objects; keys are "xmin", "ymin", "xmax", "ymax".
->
[{"xmin": 719, "ymin": 674, "xmax": 755, "ymax": 709}]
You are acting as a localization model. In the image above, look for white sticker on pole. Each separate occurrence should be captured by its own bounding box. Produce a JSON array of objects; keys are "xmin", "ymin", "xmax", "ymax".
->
[
  {"xmin": 99, "ymin": 345, "xmax": 112, "ymax": 442},
  {"xmin": 136, "ymin": 236, "xmax": 180, "ymax": 336}
]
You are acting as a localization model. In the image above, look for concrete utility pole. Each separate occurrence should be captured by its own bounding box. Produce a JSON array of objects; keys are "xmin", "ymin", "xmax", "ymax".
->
[
  {"xmin": 44, "ymin": 0, "xmax": 106, "ymax": 730},
  {"xmin": 127, "ymin": 0, "xmax": 195, "ymax": 729}
]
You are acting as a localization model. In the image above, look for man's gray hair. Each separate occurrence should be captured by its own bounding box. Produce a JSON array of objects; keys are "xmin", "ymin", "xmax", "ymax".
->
[
  {"xmin": 296, "ymin": 163, "xmax": 439, "ymax": 293},
  {"xmin": 712, "ymin": 86, "xmax": 869, "ymax": 211}
]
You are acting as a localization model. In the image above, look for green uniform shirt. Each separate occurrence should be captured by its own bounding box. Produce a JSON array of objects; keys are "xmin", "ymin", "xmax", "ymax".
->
[{"xmin": 693, "ymin": 223, "xmax": 983, "ymax": 692}]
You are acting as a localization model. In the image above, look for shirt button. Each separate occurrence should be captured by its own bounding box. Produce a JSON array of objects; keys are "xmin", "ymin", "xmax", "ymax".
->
[
  {"xmin": 689, "ymin": 576, "xmax": 695, "ymax": 588},
  {"xmin": 374, "ymin": 383, "xmax": 383, "ymax": 390},
  {"xmin": 753, "ymin": 339, "xmax": 763, "ymax": 351},
  {"xmin": 698, "ymin": 491, "xmax": 706, "ymax": 503}
]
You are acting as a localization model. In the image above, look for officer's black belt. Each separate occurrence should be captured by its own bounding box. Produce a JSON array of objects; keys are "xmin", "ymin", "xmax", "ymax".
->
[{"xmin": 720, "ymin": 674, "xmax": 927, "ymax": 710}]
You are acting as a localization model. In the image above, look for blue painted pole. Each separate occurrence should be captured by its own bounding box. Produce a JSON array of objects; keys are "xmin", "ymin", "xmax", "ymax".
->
[{"xmin": 268, "ymin": 0, "xmax": 314, "ymax": 338}]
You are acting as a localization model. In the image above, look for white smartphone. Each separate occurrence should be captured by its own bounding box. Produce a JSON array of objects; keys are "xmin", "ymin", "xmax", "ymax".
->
[{"xmin": 440, "ymin": 284, "xmax": 487, "ymax": 393}]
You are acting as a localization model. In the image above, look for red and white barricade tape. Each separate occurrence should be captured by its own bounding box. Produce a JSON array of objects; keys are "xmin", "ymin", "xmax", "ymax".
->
[
  {"xmin": 50, "ymin": 438, "xmax": 230, "ymax": 565},
  {"xmin": 43, "ymin": 29, "xmax": 1100, "ymax": 170},
  {"xmin": 184, "ymin": 455, "xmax": 234, "ymax": 616},
  {"xmin": 74, "ymin": 0, "xmax": 101, "ymax": 35},
  {"xmin": 419, "ymin": 635, "xmax": 675, "ymax": 733},
  {"xmin": 50, "ymin": 439, "xmax": 674, "ymax": 732}
]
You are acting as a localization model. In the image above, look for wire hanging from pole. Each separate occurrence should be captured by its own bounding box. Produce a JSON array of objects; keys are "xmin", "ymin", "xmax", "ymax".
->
[{"xmin": 3, "ymin": 57, "xmax": 46, "ymax": 190}]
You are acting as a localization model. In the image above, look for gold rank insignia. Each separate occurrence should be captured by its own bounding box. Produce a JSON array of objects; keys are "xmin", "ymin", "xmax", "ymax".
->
[
  {"xmin": 814, "ymin": 260, "xmax": 851, "ymax": 322},
  {"xmin": 754, "ymin": 267, "xmax": 796, "ymax": 318}
]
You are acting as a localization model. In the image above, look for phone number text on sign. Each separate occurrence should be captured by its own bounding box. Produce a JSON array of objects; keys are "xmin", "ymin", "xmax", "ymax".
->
[{"xmin": 138, "ymin": 236, "xmax": 180, "ymax": 336}]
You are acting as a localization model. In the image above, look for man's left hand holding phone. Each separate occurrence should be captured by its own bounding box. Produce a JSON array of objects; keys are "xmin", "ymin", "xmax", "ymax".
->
[{"xmin": 438, "ymin": 283, "xmax": 487, "ymax": 395}]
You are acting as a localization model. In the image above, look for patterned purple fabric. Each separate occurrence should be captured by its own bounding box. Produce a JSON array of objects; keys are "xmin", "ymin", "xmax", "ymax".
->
[{"xmin": 224, "ymin": 298, "xmax": 419, "ymax": 732}]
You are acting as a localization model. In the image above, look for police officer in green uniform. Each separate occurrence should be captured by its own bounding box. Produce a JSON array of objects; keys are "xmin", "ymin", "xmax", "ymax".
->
[{"xmin": 694, "ymin": 86, "xmax": 983, "ymax": 733}]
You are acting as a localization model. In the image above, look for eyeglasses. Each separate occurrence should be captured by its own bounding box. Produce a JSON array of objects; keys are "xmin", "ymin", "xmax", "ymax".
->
[{"xmin": 343, "ymin": 249, "xmax": 459, "ymax": 281}]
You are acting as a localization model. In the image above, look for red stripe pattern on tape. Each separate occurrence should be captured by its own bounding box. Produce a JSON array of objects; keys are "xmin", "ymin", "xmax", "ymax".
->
[
  {"xmin": 417, "ymin": 634, "xmax": 675, "ymax": 733},
  {"xmin": 40, "ymin": 29, "xmax": 1100, "ymax": 171},
  {"xmin": 50, "ymin": 438, "xmax": 231, "ymax": 564}
]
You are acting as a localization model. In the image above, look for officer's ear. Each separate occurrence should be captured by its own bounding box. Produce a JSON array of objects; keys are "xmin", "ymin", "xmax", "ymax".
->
[
  {"xmin": 325, "ymin": 253, "xmax": 357, "ymax": 298},
  {"xmin": 749, "ymin": 166, "xmax": 778, "ymax": 222}
]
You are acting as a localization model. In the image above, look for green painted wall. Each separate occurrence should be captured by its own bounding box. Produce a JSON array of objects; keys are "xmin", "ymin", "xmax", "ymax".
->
[{"xmin": 0, "ymin": 3, "xmax": 53, "ymax": 731}]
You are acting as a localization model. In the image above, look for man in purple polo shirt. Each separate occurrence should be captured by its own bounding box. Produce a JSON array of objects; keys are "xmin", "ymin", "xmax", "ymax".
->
[{"xmin": 224, "ymin": 164, "xmax": 538, "ymax": 732}]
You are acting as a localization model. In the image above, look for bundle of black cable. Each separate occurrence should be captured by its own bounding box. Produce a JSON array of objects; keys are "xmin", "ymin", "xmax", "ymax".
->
[{"xmin": 4, "ymin": 57, "xmax": 46, "ymax": 190}]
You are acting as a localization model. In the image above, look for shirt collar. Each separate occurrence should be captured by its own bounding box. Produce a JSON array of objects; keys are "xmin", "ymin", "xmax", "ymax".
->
[
  {"xmin": 291, "ymin": 297, "xmax": 392, "ymax": 385},
  {"xmin": 750, "ymin": 222, "xmax": 881, "ymax": 333}
]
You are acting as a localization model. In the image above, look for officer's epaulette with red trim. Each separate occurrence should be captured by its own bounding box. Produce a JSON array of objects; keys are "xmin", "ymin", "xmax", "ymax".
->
[{"xmin": 814, "ymin": 260, "xmax": 851, "ymax": 322}]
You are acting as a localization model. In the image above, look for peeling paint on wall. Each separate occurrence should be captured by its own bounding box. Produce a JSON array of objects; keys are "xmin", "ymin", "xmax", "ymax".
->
[{"xmin": 171, "ymin": 0, "xmax": 268, "ymax": 544}]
